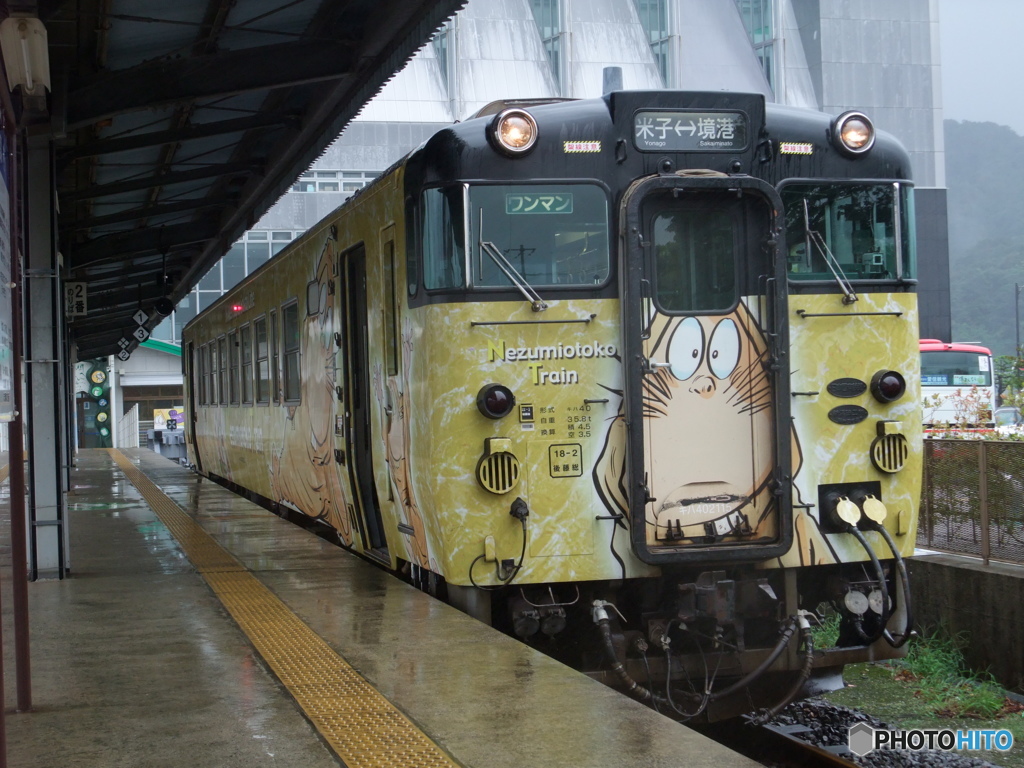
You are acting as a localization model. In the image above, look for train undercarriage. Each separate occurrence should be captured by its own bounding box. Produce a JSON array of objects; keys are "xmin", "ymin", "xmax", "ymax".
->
[{"xmin": 414, "ymin": 561, "xmax": 909, "ymax": 722}]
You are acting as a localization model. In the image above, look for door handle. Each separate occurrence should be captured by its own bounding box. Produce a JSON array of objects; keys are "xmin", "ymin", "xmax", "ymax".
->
[{"xmin": 644, "ymin": 358, "xmax": 672, "ymax": 373}]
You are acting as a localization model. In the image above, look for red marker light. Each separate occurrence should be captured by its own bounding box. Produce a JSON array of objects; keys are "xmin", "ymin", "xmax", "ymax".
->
[
  {"xmin": 476, "ymin": 384, "xmax": 516, "ymax": 419},
  {"xmin": 870, "ymin": 370, "xmax": 906, "ymax": 403},
  {"xmin": 231, "ymin": 304, "xmax": 245, "ymax": 312}
]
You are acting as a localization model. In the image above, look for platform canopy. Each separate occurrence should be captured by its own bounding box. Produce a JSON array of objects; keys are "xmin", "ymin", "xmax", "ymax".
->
[{"xmin": 24, "ymin": 0, "xmax": 462, "ymax": 359}]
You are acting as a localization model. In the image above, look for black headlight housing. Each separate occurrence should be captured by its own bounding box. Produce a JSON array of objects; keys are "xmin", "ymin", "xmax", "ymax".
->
[{"xmin": 477, "ymin": 384, "xmax": 516, "ymax": 419}]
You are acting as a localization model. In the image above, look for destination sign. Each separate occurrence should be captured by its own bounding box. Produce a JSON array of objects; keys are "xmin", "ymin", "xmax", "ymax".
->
[{"xmin": 633, "ymin": 110, "xmax": 747, "ymax": 152}]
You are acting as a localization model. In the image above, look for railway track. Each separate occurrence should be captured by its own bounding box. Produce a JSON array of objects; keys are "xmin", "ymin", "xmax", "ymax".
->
[
  {"xmin": 701, "ymin": 699, "xmax": 998, "ymax": 768},
  {"xmin": 703, "ymin": 715, "xmax": 859, "ymax": 768},
  {"xmin": 755, "ymin": 721, "xmax": 861, "ymax": 768}
]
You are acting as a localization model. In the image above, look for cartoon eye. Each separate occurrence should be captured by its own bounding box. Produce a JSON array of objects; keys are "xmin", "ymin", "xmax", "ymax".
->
[
  {"xmin": 666, "ymin": 317, "xmax": 704, "ymax": 381},
  {"xmin": 708, "ymin": 318, "xmax": 740, "ymax": 379}
]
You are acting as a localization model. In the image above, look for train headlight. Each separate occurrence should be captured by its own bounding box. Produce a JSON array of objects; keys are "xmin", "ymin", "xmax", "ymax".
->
[
  {"xmin": 870, "ymin": 370, "xmax": 906, "ymax": 403},
  {"xmin": 833, "ymin": 111, "xmax": 875, "ymax": 156},
  {"xmin": 477, "ymin": 384, "xmax": 516, "ymax": 419},
  {"xmin": 490, "ymin": 109, "xmax": 538, "ymax": 156}
]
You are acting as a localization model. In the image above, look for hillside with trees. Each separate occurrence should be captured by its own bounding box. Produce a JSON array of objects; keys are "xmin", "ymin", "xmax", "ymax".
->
[{"xmin": 944, "ymin": 120, "xmax": 1024, "ymax": 356}]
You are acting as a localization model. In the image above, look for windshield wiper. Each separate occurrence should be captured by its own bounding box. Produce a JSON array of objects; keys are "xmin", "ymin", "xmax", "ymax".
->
[
  {"xmin": 478, "ymin": 208, "xmax": 547, "ymax": 312},
  {"xmin": 803, "ymin": 199, "xmax": 858, "ymax": 304}
]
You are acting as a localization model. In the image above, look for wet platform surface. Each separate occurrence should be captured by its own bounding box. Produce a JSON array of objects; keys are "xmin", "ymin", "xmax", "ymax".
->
[{"xmin": 1, "ymin": 449, "xmax": 757, "ymax": 768}]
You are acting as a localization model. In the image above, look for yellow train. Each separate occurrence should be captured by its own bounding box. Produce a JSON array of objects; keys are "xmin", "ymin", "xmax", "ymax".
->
[{"xmin": 183, "ymin": 91, "xmax": 922, "ymax": 721}]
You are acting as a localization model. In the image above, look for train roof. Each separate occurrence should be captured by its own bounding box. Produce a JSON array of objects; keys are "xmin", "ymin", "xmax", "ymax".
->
[
  {"xmin": 408, "ymin": 90, "xmax": 914, "ymax": 188},
  {"xmin": 919, "ymin": 340, "xmax": 994, "ymax": 355}
]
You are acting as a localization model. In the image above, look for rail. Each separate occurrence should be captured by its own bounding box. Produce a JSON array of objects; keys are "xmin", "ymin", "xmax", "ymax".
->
[{"xmin": 919, "ymin": 438, "xmax": 1024, "ymax": 565}]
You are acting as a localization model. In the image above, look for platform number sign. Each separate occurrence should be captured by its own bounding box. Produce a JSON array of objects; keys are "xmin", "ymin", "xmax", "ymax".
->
[
  {"xmin": 117, "ymin": 349, "xmax": 130, "ymax": 362},
  {"xmin": 132, "ymin": 308, "xmax": 149, "ymax": 326},
  {"xmin": 65, "ymin": 282, "xmax": 87, "ymax": 317},
  {"xmin": 132, "ymin": 326, "xmax": 149, "ymax": 342}
]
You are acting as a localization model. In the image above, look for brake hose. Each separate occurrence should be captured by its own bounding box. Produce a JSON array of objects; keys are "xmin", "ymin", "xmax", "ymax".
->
[
  {"xmin": 748, "ymin": 612, "xmax": 814, "ymax": 725},
  {"xmin": 592, "ymin": 601, "xmax": 802, "ymax": 713},
  {"xmin": 861, "ymin": 520, "xmax": 915, "ymax": 648}
]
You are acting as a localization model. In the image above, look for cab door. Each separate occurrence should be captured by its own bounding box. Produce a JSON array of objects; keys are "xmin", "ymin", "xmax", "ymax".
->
[
  {"xmin": 186, "ymin": 341, "xmax": 203, "ymax": 472},
  {"xmin": 620, "ymin": 175, "xmax": 792, "ymax": 565},
  {"xmin": 338, "ymin": 244, "xmax": 389, "ymax": 560}
]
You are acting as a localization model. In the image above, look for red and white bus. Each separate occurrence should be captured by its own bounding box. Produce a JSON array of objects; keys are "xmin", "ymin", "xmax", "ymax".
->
[{"xmin": 920, "ymin": 339, "xmax": 996, "ymax": 425}]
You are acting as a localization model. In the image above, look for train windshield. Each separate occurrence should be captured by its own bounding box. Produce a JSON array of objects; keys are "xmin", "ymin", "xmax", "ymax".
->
[
  {"xmin": 471, "ymin": 183, "xmax": 610, "ymax": 287},
  {"xmin": 920, "ymin": 350, "xmax": 992, "ymax": 387},
  {"xmin": 781, "ymin": 182, "xmax": 915, "ymax": 282}
]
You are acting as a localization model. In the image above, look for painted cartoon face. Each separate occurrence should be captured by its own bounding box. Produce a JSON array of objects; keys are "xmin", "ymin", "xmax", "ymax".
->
[{"xmin": 642, "ymin": 302, "xmax": 775, "ymax": 543}]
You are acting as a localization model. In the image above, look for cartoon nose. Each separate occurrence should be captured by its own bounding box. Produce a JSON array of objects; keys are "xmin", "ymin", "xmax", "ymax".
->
[{"xmin": 689, "ymin": 375, "xmax": 716, "ymax": 399}]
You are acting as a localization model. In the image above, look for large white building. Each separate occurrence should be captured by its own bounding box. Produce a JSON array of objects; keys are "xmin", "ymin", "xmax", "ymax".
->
[{"xmin": 152, "ymin": 0, "xmax": 950, "ymax": 344}]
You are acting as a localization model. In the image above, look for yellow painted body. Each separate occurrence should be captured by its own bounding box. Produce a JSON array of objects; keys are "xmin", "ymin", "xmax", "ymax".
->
[
  {"xmin": 785, "ymin": 292, "xmax": 922, "ymax": 565},
  {"xmin": 183, "ymin": 163, "xmax": 922, "ymax": 589}
]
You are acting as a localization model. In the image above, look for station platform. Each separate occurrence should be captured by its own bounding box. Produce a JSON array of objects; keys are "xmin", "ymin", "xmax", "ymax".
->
[{"xmin": 1, "ymin": 449, "xmax": 756, "ymax": 768}]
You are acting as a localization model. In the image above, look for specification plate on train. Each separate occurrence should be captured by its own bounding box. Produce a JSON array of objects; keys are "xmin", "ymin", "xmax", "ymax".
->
[{"xmin": 633, "ymin": 110, "xmax": 747, "ymax": 152}]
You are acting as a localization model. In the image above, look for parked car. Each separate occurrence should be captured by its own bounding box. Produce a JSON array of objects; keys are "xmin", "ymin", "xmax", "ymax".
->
[{"xmin": 994, "ymin": 406, "xmax": 1023, "ymax": 436}]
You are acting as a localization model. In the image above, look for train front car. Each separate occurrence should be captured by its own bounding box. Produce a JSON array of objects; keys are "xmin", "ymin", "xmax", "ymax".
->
[{"xmin": 404, "ymin": 91, "xmax": 921, "ymax": 721}]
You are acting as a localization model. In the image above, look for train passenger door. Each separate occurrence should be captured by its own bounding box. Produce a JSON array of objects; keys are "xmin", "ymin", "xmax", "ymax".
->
[
  {"xmin": 186, "ymin": 341, "xmax": 203, "ymax": 472},
  {"xmin": 620, "ymin": 175, "xmax": 792, "ymax": 565},
  {"xmin": 339, "ymin": 244, "xmax": 389, "ymax": 559}
]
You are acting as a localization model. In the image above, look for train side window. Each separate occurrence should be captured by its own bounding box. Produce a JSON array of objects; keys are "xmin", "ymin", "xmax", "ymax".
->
[
  {"xmin": 203, "ymin": 344, "xmax": 211, "ymax": 405},
  {"xmin": 383, "ymin": 240, "xmax": 398, "ymax": 376},
  {"xmin": 200, "ymin": 344, "xmax": 209, "ymax": 406},
  {"xmin": 217, "ymin": 335, "xmax": 227, "ymax": 405},
  {"xmin": 194, "ymin": 344, "xmax": 202, "ymax": 405},
  {"xmin": 207, "ymin": 343, "xmax": 214, "ymax": 406},
  {"xmin": 468, "ymin": 183, "xmax": 610, "ymax": 288},
  {"xmin": 240, "ymin": 323, "xmax": 253, "ymax": 405},
  {"xmin": 255, "ymin": 316, "xmax": 270, "ymax": 404},
  {"xmin": 270, "ymin": 308, "xmax": 280, "ymax": 404},
  {"xmin": 781, "ymin": 182, "xmax": 910, "ymax": 281},
  {"xmin": 422, "ymin": 185, "xmax": 466, "ymax": 290},
  {"xmin": 282, "ymin": 301, "xmax": 301, "ymax": 403},
  {"xmin": 194, "ymin": 344, "xmax": 203, "ymax": 405},
  {"xmin": 229, "ymin": 330, "xmax": 240, "ymax": 405},
  {"xmin": 405, "ymin": 195, "xmax": 418, "ymax": 296}
]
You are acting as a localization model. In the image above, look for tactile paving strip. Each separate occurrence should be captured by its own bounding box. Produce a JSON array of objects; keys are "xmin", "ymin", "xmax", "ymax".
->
[{"xmin": 107, "ymin": 449, "xmax": 461, "ymax": 768}]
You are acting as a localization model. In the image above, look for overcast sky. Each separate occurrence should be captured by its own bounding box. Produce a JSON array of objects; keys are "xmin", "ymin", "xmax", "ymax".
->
[{"xmin": 939, "ymin": 0, "xmax": 1024, "ymax": 135}]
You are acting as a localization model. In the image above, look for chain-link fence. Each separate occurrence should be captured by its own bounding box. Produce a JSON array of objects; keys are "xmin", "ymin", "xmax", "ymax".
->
[{"xmin": 918, "ymin": 439, "xmax": 1024, "ymax": 564}]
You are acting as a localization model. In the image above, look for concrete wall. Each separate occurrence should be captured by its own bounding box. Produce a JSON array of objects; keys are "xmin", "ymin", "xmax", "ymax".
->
[
  {"xmin": 816, "ymin": 0, "xmax": 943, "ymax": 188},
  {"xmin": 908, "ymin": 553, "xmax": 1024, "ymax": 692},
  {"xmin": 915, "ymin": 188, "xmax": 952, "ymax": 341},
  {"xmin": 116, "ymin": 345, "xmax": 182, "ymax": 388}
]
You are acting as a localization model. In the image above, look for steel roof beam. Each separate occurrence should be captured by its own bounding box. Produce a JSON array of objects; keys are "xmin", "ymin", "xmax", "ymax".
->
[
  {"xmin": 61, "ymin": 198, "xmax": 225, "ymax": 232},
  {"xmin": 75, "ymin": 262, "xmax": 185, "ymax": 289},
  {"xmin": 70, "ymin": 220, "xmax": 219, "ymax": 269},
  {"xmin": 87, "ymin": 284, "xmax": 176, "ymax": 313},
  {"xmin": 61, "ymin": 162, "xmax": 257, "ymax": 201},
  {"xmin": 67, "ymin": 39, "xmax": 358, "ymax": 128},
  {"xmin": 57, "ymin": 113, "xmax": 295, "ymax": 165}
]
